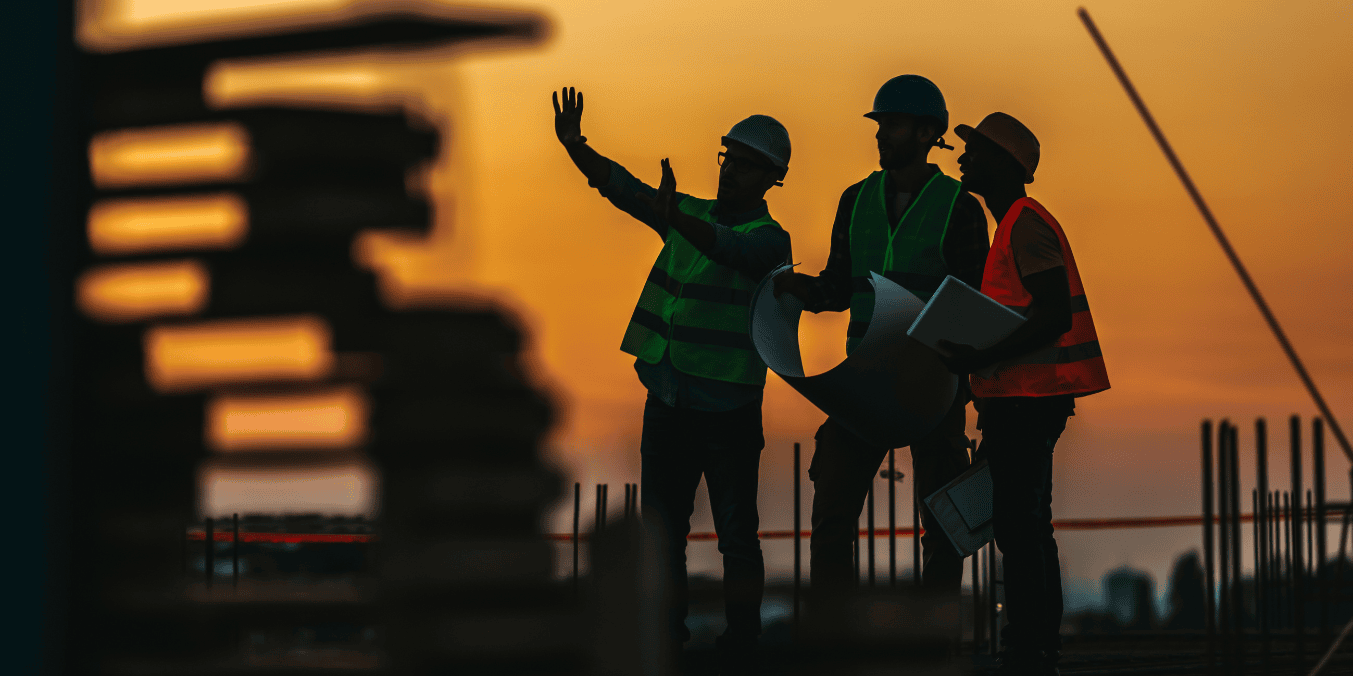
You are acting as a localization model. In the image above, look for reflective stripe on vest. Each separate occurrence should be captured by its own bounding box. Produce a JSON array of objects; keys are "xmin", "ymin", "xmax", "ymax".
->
[
  {"xmin": 619, "ymin": 195, "xmax": 779, "ymax": 386},
  {"xmin": 846, "ymin": 171, "xmax": 961, "ymax": 355},
  {"xmin": 970, "ymin": 197, "xmax": 1111, "ymax": 398}
]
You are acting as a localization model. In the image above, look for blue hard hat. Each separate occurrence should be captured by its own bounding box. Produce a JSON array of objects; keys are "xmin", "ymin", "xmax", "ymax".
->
[{"xmin": 864, "ymin": 74, "xmax": 949, "ymax": 133}]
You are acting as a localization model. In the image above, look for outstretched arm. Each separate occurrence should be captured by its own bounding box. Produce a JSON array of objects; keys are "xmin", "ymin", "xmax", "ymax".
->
[
  {"xmin": 637, "ymin": 158, "xmax": 715, "ymax": 251},
  {"xmin": 553, "ymin": 87, "xmax": 610, "ymax": 186}
]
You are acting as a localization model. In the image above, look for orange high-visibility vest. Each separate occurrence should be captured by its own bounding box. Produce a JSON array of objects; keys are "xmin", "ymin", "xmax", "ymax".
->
[{"xmin": 970, "ymin": 197, "xmax": 1110, "ymax": 398}]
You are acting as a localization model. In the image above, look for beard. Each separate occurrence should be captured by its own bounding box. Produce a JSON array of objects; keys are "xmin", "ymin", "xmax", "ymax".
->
[{"xmin": 879, "ymin": 138, "xmax": 924, "ymax": 170}]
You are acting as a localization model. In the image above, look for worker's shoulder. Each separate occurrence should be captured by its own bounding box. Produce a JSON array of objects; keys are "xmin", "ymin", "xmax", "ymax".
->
[
  {"xmin": 1011, "ymin": 203, "xmax": 1053, "ymax": 231},
  {"xmin": 837, "ymin": 177, "xmax": 869, "ymax": 205}
]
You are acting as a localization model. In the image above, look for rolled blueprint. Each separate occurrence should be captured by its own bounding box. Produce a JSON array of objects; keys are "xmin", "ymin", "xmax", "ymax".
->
[{"xmin": 749, "ymin": 265, "xmax": 958, "ymax": 448}]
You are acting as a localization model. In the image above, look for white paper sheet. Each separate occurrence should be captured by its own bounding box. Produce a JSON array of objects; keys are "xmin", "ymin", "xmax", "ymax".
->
[
  {"xmin": 749, "ymin": 266, "xmax": 958, "ymax": 449},
  {"xmin": 906, "ymin": 275, "xmax": 1026, "ymax": 353}
]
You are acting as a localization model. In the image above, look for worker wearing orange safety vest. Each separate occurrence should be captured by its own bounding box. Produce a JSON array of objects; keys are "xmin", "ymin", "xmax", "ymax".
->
[{"xmin": 938, "ymin": 112, "xmax": 1109, "ymax": 676}]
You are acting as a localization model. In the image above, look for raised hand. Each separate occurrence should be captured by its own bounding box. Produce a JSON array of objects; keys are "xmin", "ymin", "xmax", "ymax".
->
[
  {"xmin": 636, "ymin": 158, "xmax": 677, "ymax": 222},
  {"xmin": 552, "ymin": 86, "xmax": 587, "ymax": 146}
]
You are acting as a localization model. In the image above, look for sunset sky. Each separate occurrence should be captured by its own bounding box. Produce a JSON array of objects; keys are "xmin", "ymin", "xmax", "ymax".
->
[{"xmin": 87, "ymin": 0, "xmax": 1353, "ymax": 595}]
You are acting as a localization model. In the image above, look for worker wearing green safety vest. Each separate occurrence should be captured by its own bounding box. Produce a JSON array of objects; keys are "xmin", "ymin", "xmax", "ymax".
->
[
  {"xmin": 553, "ymin": 87, "xmax": 791, "ymax": 675},
  {"xmin": 775, "ymin": 75, "xmax": 990, "ymax": 610},
  {"xmin": 620, "ymin": 196, "xmax": 777, "ymax": 386}
]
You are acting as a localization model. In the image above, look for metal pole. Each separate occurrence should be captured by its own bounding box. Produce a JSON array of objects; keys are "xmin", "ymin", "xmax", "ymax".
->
[
  {"xmin": 972, "ymin": 542, "xmax": 982, "ymax": 653},
  {"xmin": 1307, "ymin": 489, "xmax": 1315, "ymax": 582},
  {"xmin": 1284, "ymin": 492, "xmax": 1292, "ymax": 630},
  {"xmin": 1255, "ymin": 489, "xmax": 1269, "ymax": 675},
  {"xmin": 1219, "ymin": 422, "xmax": 1232, "ymax": 670},
  {"xmin": 205, "ymin": 517, "xmax": 214, "ymax": 587},
  {"xmin": 1314, "ymin": 418, "xmax": 1328, "ymax": 645},
  {"xmin": 596, "ymin": 484, "xmax": 602, "ymax": 532},
  {"xmin": 623, "ymin": 484, "xmax": 631, "ymax": 522},
  {"xmin": 232, "ymin": 513, "xmax": 240, "ymax": 588},
  {"xmin": 1257, "ymin": 419, "xmax": 1270, "ymax": 670},
  {"xmin": 913, "ymin": 488, "xmax": 922, "ymax": 587},
  {"xmin": 573, "ymin": 482, "xmax": 580, "ymax": 596},
  {"xmin": 1292, "ymin": 416, "xmax": 1306, "ymax": 667},
  {"xmin": 793, "ymin": 442, "xmax": 801, "ymax": 639},
  {"xmin": 1203, "ymin": 420, "xmax": 1216, "ymax": 673},
  {"xmin": 601, "ymin": 484, "xmax": 608, "ymax": 531},
  {"xmin": 1077, "ymin": 7, "xmax": 1353, "ymax": 466},
  {"xmin": 889, "ymin": 448, "xmax": 897, "ymax": 588},
  {"xmin": 867, "ymin": 478, "xmax": 875, "ymax": 588},
  {"xmin": 854, "ymin": 514, "xmax": 861, "ymax": 584},
  {"xmin": 988, "ymin": 541, "xmax": 998, "ymax": 656},
  {"xmin": 1229, "ymin": 426, "xmax": 1243, "ymax": 674}
]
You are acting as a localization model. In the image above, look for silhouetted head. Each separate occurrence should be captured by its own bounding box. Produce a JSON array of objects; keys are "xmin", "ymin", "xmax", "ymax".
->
[
  {"xmin": 871, "ymin": 112, "xmax": 945, "ymax": 170},
  {"xmin": 865, "ymin": 75, "xmax": 951, "ymax": 170},
  {"xmin": 956, "ymin": 112, "xmax": 1040, "ymax": 197},
  {"xmin": 717, "ymin": 115, "xmax": 790, "ymax": 207}
]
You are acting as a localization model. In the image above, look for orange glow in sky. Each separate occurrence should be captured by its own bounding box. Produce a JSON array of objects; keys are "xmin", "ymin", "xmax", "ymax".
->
[
  {"xmin": 88, "ymin": 193, "xmax": 248, "ymax": 255},
  {"xmin": 83, "ymin": 0, "xmax": 1353, "ymax": 530},
  {"xmin": 78, "ymin": 259, "xmax": 209, "ymax": 323},
  {"xmin": 143, "ymin": 315, "xmax": 334, "ymax": 392},
  {"xmin": 89, "ymin": 122, "xmax": 251, "ymax": 189},
  {"xmin": 206, "ymin": 386, "xmax": 369, "ymax": 451}
]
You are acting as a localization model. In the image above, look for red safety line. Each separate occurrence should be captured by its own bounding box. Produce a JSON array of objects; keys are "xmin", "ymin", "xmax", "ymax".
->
[
  {"xmin": 186, "ymin": 532, "xmax": 373, "ymax": 543},
  {"xmin": 189, "ymin": 508, "xmax": 1343, "ymax": 544}
]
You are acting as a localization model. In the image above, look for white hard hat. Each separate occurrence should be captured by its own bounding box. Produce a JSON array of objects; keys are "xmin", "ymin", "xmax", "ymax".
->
[{"xmin": 722, "ymin": 115, "xmax": 791, "ymax": 169}]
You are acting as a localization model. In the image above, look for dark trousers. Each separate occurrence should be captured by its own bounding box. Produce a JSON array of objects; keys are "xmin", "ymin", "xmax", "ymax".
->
[
  {"xmin": 639, "ymin": 396, "xmax": 766, "ymax": 644},
  {"xmin": 808, "ymin": 394, "xmax": 971, "ymax": 596},
  {"xmin": 979, "ymin": 395, "xmax": 1074, "ymax": 653}
]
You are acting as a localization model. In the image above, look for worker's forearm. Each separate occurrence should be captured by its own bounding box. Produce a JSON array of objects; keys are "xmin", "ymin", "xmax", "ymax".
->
[
  {"xmin": 977, "ymin": 305, "xmax": 1069, "ymax": 366},
  {"xmin": 563, "ymin": 141, "xmax": 612, "ymax": 186},
  {"xmin": 667, "ymin": 209, "xmax": 716, "ymax": 251}
]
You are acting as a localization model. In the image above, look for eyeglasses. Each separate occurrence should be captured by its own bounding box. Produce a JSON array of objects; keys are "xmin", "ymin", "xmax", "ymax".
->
[{"xmin": 717, "ymin": 151, "xmax": 773, "ymax": 174}]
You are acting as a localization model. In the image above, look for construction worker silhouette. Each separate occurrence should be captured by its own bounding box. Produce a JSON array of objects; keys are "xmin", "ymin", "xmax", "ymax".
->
[
  {"xmin": 940, "ymin": 111, "xmax": 1110, "ymax": 675},
  {"xmin": 774, "ymin": 75, "xmax": 987, "ymax": 605},
  {"xmin": 553, "ymin": 87, "xmax": 791, "ymax": 674}
]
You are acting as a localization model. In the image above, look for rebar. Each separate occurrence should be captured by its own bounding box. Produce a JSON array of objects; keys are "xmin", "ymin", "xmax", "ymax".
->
[
  {"xmin": 867, "ymin": 478, "xmax": 876, "ymax": 588},
  {"xmin": 793, "ymin": 442, "xmax": 801, "ymax": 639},
  {"xmin": 1203, "ymin": 420, "xmax": 1216, "ymax": 671}
]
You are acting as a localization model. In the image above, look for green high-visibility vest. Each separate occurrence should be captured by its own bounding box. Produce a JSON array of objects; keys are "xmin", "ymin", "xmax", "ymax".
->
[
  {"xmin": 620, "ymin": 195, "xmax": 781, "ymax": 386},
  {"xmin": 846, "ymin": 170, "xmax": 962, "ymax": 355}
]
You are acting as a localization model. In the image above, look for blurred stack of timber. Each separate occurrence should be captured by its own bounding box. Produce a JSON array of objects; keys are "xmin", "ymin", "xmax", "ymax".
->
[{"xmin": 60, "ymin": 4, "xmax": 586, "ymax": 674}]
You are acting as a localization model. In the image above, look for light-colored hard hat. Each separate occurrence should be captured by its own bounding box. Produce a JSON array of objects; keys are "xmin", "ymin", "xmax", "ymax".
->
[{"xmin": 721, "ymin": 115, "xmax": 791, "ymax": 169}]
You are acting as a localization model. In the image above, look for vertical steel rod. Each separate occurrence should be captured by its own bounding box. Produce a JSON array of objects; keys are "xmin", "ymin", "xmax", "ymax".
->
[
  {"xmin": 573, "ymin": 482, "xmax": 580, "ymax": 595},
  {"xmin": 889, "ymin": 448, "xmax": 897, "ymax": 588},
  {"xmin": 1291, "ymin": 416, "xmax": 1305, "ymax": 667},
  {"xmin": 595, "ymin": 484, "xmax": 602, "ymax": 531},
  {"xmin": 232, "ymin": 513, "xmax": 240, "ymax": 588},
  {"xmin": 1255, "ymin": 489, "xmax": 1269, "ymax": 675},
  {"xmin": 1257, "ymin": 419, "xmax": 1270, "ymax": 670},
  {"xmin": 972, "ymin": 542, "xmax": 982, "ymax": 653},
  {"xmin": 601, "ymin": 483, "xmax": 608, "ymax": 531},
  {"xmin": 867, "ymin": 479, "xmax": 876, "ymax": 588},
  {"xmin": 1223, "ymin": 421, "xmax": 1233, "ymax": 670},
  {"xmin": 1307, "ymin": 489, "xmax": 1314, "ymax": 581},
  {"xmin": 854, "ymin": 514, "xmax": 861, "ymax": 584},
  {"xmin": 1228, "ymin": 426, "xmax": 1243, "ymax": 673},
  {"xmin": 1284, "ymin": 492, "xmax": 1292, "ymax": 630},
  {"xmin": 1314, "ymin": 418, "xmax": 1328, "ymax": 645},
  {"xmin": 988, "ymin": 541, "xmax": 998, "ymax": 656},
  {"xmin": 1202, "ymin": 420, "xmax": 1216, "ymax": 672},
  {"xmin": 623, "ymin": 484, "xmax": 631, "ymax": 522},
  {"xmin": 913, "ymin": 489, "xmax": 922, "ymax": 587},
  {"xmin": 793, "ymin": 442, "xmax": 801, "ymax": 639},
  {"xmin": 205, "ymin": 517, "xmax": 214, "ymax": 587}
]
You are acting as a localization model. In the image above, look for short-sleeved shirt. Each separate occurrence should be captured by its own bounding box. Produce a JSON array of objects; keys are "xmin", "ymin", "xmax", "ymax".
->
[{"xmin": 1008, "ymin": 207, "xmax": 1064, "ymax": 279}]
